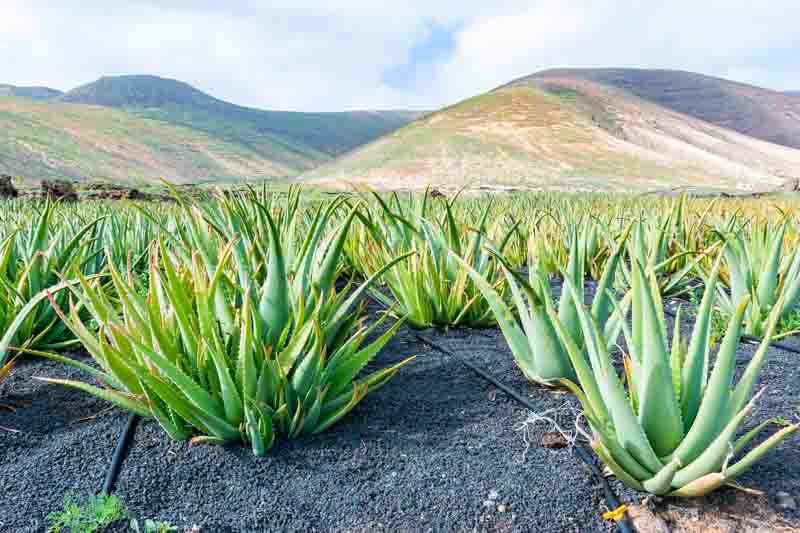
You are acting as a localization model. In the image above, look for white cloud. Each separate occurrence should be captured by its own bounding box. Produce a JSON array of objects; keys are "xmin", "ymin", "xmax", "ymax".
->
[{"xmin": 0, "ymin": 1, "xmax": 798, "ymax": 111}]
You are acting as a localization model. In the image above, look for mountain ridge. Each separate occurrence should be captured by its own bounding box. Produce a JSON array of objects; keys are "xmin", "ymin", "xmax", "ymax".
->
[
  {"xmin": 506, "ymin": 68, "xmax": 800, "ymax": 149},
  {"xmin": 1, "ymin": 75, "xmax": 423, "ymax": 184},
  {"xmin": 0, "ymin": 84, "xmax": 63, "ymax": 101},
  {"xmin": 305, "ymin": 69, "xmax": 800, "ymax": 193}
]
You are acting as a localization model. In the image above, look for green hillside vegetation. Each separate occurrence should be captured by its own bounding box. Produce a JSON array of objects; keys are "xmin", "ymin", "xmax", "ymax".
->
[
  {"xmin": 0, "ymin": 97, "xmax": 295, "ymax": 185},
  {"xmin": 0, "ymin": 75, "xmax": 423, "ymax": 184},
  {"xmin": 60, "ymin": 75, "xmax": 422, "ymax": 171}
]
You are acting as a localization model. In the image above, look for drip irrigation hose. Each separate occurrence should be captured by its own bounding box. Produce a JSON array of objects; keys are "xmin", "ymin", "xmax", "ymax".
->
[
  {"xmin": 101, "ymin": 413, "xmax": 141, "ymax": 495},
  {"xmin": 414, "ymin": 333, "xmax": 634, "ymax": 533},
  {"xmin": 741, "ymin": 334, "xmax": 800, "ymax": 353},
  {"xmin": 662, "ymin": 306, "xmax": 800, "ymax": 354}
]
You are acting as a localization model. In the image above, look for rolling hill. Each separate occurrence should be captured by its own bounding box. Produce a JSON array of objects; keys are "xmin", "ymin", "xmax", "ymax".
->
[
  {"xmin": 0, "ymin": 84, "xmax": 63, "ymax": 101},
  {"xmin": 511, "ymin": 69, "xmax": 800, "ymax": 149},
  {"xmin": 305, "ymin": 70, "xmax": 800, "ymax": 193},
  {"xmin": 0, "ymin": 75, "xmax": 422, "ymax": 185},
  {"xmin": 787, "ymin": 91, "xmax": 800, "ymax": 97}
]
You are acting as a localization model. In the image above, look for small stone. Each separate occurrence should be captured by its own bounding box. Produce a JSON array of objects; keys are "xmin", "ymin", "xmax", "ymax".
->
[
  {"xmin": 488, "ymin": 490, "xmax": 499, "ymax": 501},
  {"xmin": 497, "ymin": 504, "xmax": 509, "ymax": 513},
  {"xmin": 776, "ymin": 491, "xmax": 797, "ymax": 511},
  {"xmin": 627, "ymin": 505, "xmax": 670, "ymax": 533},
  {"xmin": 542, "ymin": 431, "xmax": 569, "ymax": 449}
]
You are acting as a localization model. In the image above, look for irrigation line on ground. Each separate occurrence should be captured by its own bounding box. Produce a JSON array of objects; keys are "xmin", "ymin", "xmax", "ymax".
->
[
  {"xmin": 101, "ymin": 413, "xmax": 141, "ymax": 495},
  {"xmin": 414, "ymin": 333, "xmax": 634, "ymax": 533}
]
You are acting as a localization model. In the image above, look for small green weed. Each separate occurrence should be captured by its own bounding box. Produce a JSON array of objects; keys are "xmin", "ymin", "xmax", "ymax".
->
[
  {"xmin": 47, "ymin": 492, "xmax": 180, "ymax": 533},
  {"xmin": 47, "ymin": 493, "xmax": 127, "ymax": 533}
]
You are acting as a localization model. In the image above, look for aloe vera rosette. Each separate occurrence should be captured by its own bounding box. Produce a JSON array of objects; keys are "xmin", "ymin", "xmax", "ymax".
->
[
  {"xmin": 453, "ymin": 224, "xmax": 631, "ymax": 385},
  {"xmin": 38, "ymin": 203, "xmax": 415, "ymax": 455},
  {"xmin": 553, "ymin": 255, "xmax": 798, "ymax": 496}
]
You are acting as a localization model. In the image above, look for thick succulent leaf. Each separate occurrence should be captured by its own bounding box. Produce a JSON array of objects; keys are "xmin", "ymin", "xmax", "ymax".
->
[
  {"xmin": 672, "ymin": 393, "xmax": 756, "ymax": 488},
  {"xmin": 632, "ymin": 262, "xmax": 684, "ymax": 456},
  {"xmin": 681, "ymin": 251, "xmax": 724, "ymax": 429},
  {"xmin": 36, "ymin": 377, "xmax": 151, "ymax": 418},
  {"xmin": 671, "ymin": 297, "xmax": 748, "ymax": 466},
  {"xmin": 722, "ymin": 424, "xmax": 799, "ymax": 481},
  {"xmin": 561, "ymin": 278, "xmax": 664, "ymax": 474}
]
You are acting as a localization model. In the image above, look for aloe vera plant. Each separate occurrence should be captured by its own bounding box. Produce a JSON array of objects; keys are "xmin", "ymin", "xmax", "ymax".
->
[
  {"xmin": 529, "ymin": 214, "xmax": 608, "ymax": 281},
  {"xmin": 354, "ymin": 189, "xmax": 519, "ymax": 328},
  {"xmin": 553, "ymin": 255, "xmax": 798, "ymax": 496},
  {"xmin": 0, "ymin": 201, "xmax": 104, "ymax": 377},
  {"xmin": 713, "ymin": 217, "xmax": 800, "ymax": 337},
  {"xmin": 453, "ymin": 224, "xmax": 630, "ymax": 384},
  {"xmin": 619, "ymin": 211, "xmax": 709, "ymax": 300},
  {"xmin": 38, "ymin": 203, "xmax": 414, "ymax": 455}
]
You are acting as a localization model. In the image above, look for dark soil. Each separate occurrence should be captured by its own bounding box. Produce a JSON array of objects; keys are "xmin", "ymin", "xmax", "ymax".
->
[{"xmin": 1, "ymin": 291, "xmax": 799, "ymax": 532}]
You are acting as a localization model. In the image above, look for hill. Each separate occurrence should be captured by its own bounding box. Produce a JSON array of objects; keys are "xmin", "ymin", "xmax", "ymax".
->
[
  {"xmin": 61, "ymin": 75, "xmax": 422, "ymax": 162},
  {"xmin": 0, "ymin": 84, "xmax": 63, "ymax": 100},
  {"xmin": 0, "ymin": 97, "xmax": 298, "ymax": 185},
  {"xmin": 305, "ymin": 71, "xmax": 800, "ymax": 193},
  {"xmin": 787, "ymin": 91, "xmax": 800, "ymax": 97},
  {"xmin": 0, "ymin": 75, "xmax": 421, "ymax": 184},
  {"xmin": 510, "ymin": 69, "xmax": 800, "ymax": 149}
]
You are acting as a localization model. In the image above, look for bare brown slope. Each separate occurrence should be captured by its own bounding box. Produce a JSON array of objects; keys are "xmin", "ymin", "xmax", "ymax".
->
[
  {"xmin": 305, "ymin": 80, "xmax": 800, "ymax": 193},
  {"xmin": 0, "ymin": 97, "xmax": 292, "ymax": 185},
  {"xmin": 513, "ymin": 69, "xmax": 800, "ymax": 149}
]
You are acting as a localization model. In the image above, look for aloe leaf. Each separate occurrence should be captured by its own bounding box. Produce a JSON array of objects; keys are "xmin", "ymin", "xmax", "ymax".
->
[
  {"xmin": 722, "ymin": 424, "xmax": 799, "ymax": 481},
  {"xmin": 669, "ymin": 295, "xmax": 748, "ymax": 467},
  {"xmin": 681, "ymin": 251, "xmax": 724, "ymax": 429},
  {"xmin": 591, "ymin": 439, "xmax": 646, "ymax": 491},
  {"xmin": 257, "ymin": 204, "xmax": 290, "ymax": 345},
  {"xmin": 36, "ymin": 377, "xmax": 151, "ymax": 418},
  {"xmin": 632, "ymin": 262, "xmax": 684, "ymax": 456},
  {"xmin": 561, "ymin": 278, "xmax": 664, "ymax": 474},
  {"xmin": 672, "ymin": 390, "xmax": 760, "ymax": 488},
  {"xmin": 450, "ymin": 253, "xmax": 535, "ymax": 377},
  {"xmin": 0, "ymin": 278, "xmax": 87, "ymax": 365}
]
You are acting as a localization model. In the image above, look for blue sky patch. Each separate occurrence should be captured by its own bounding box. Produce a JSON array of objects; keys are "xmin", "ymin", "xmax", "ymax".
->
[{"xmin": 382, "ymin": 22, "xmax": 458, "ymax": 90}]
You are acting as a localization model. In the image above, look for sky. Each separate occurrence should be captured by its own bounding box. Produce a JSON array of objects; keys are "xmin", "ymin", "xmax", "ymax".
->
[{"xmin": 2, "ymin": 1, "xmax": 799, "ymax": 112}]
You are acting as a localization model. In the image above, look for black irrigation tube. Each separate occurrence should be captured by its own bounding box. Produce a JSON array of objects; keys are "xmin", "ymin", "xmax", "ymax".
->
[
  {"xmin": 662, "ymin": 306, "xmax": 800, "ymax": 355},
  {"xmin": 414, "ymin": 333, "xmax": 634, "ymax": 533},
  {"xmin": 100, "ymin": 413, "xmax": 141, "ymax": 495}
]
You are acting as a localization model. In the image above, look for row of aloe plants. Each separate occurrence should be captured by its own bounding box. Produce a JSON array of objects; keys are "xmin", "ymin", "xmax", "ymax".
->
[{"xmin": 1, "ymin": 187, "xmax": 798, "ymax": 497}]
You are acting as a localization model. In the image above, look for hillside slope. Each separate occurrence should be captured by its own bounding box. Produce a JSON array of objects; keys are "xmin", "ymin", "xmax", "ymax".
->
[
  {"xmin": 0, "ymin": 75, "xmax": 421, "ymax": 184},
  {"xmin": 511, "ymin": 69, "xmax": 800, "ymax": 149},
  {"xmin": 0, "ymin": 84, "xmax": 63, "ymax": 100},
  {"xmin": 61, "ymin": 75, "xmax": 423, "ymax": 165},
  {"xmin": 305, "ymin": 75, "xmax": 800, "ymax": 193},
  {"xmin": 0, "ymin": 97, "xmax": 301, "ymax": 185}
]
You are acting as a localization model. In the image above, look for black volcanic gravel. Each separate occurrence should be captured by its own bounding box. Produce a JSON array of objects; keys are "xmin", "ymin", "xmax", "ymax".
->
[{"xmin": 1, "ymin": 291, "xmax": 799, "ymax": 532}]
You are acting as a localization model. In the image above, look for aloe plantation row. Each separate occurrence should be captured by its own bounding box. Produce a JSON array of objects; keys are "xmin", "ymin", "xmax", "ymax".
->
[{"xmin": 1, "ymin": 187, "xmax": 799, "ymax": 499}]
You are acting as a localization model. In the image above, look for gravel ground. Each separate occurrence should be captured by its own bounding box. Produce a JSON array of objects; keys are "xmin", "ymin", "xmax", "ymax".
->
[{"xmin": 1, "ymin": 291, "xmax": 799, "ymax": 532}]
